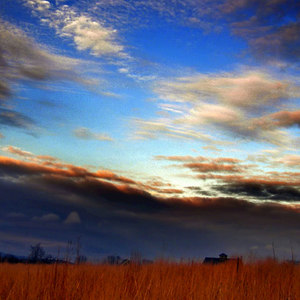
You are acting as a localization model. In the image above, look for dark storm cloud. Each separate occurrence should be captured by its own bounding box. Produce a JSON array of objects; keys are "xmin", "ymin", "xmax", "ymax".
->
[
  {"xmin": 0, "ymin": 154, "xmax": 299, "ymax": 258},
  {"xmin": 186, "ymin": 186, "xmax": 217, "ymax": 196},
  {"xmin": 153, "ymin": 153, "xmax": 300, "ymax": 202},
  {"xmin": 215, "ymin": 182, "xmax": 300, "ymax": 202},
  {"xmin": 0, "ymin": 154, "xmax": 297, "ymax": 213}
]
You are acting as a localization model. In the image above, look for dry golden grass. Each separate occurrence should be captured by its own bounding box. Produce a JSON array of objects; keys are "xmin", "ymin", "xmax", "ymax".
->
[{"xmin": 0, "ymin": 260, "xmax": 299, "ymax": 300}]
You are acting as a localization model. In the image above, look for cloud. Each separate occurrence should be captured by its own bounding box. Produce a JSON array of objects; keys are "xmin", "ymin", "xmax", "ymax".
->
[
  {"xmin": 83, "ymin": 0, "xmax": 300, "ymax": 64},
  {"xmin": 0, "ymin": 146, "xmax": 186, "ymax": 197},
  {"xmin": 143, "ymin": 0, "xmax": 300, "ymax": 63},
  {"xmin": 196, "ymin": 174, "xmax": 300, "ymax": 187},
  {"xmin": 21, "ymin": 0, "xmax": 297, "ymax": 68},
  {"xmin": 0, "ymin": 151, "xmax": 299, "ymax": 258},
  {"xmin": 0, "ymin": 147, "xmax": 178, "ymax": 195},
  {"xmin": 0, "ymin": 150, "xmax": 299, "ymax": 208},
  {"xmin": 0, "ymin": 132, "xmax": 4, "ymax": 139},
  {"xmin": 24, "ymin": 0, "xmax": 51, "ymax": 13},
  {"xmin": 154, "ymin": 155, "xmax": 244, "ymax": 173},
  {"xmin": 32, "ymin": 213, "xmax": 60, "ymax": 222},
  {"xmin": 248, "ymin": 150, "xmax": 300, "ymax": 169},
  {"xmin": 154, "ymin": 153, "xmax": 300, "ymax": 201},
  {"xmin": 203, "ymin": 174, "xmax": 300, "ymax": 201},
  {"xmin": 185, "ymin": 186, "xmax": 216, "ymax": 197},
  {"xmin": 155, "ymin": 155, "xmax": 206, "ymax": 162},
  {"xmin": 155, "ymin": 71, "xmax": 297, "ymax": 109},
  {"xmin": 183, "ymin": 162, "xmax": 241, "ymax": 173},
  {"xmin": 135, "ymin": 69, "xmax": 299, "ymax": 146},
  {"xmin": 176, "ymin": 105, "xmax": 293, "ymax": 146},
  {"xmin": 64, "ymin": 211, "xmax": 81, "ymax": 224},
  {"xmin": 61, "ymin": 15, "xmax": 124, "ymax": 57},
  {"xmin": 73, "ymin": 127, "xmax": 113, "ymax": 141},
  {"xmin": 2, "ymin": 146, "xmax": 60, "ymax": 165},
  {"xmin": 2, "ymin": 146, "xmax": 34, "ymax": 158},
  {"xmin": 0, "ymin": 155, "xmax": 137, "ymax": 186},
  {"xmin": 0, "ymin": 108, "xmax": 35, "ymax": 129},
  {"xmin": 253, "ymin": 110, "xmax": 300, "ymax": 130},
  {"xmin": 225, "ymin": 0, "xmax": 300, "ymax": 62},
  {"xmin": 94, "ymin": 170, "xmax": 136, "ymax": 185},
  {"xmin": 215, "ymin": 182, "xmax": 300, "ymax": 202},
  {"xmin": 133, "ymin": 119, "xmax": 213, "ymax": 142},
  {"xmin": 0, "ymin": 18, "xmax": 87, "ymax": 101},
  {"xmin": 155, "ymin": 155, "xmax": 244, "ymax": 173},
  {"xmin": 202, "ymin": 145, "xmax": 221, "ymax": 152},
  {"xmin": 155, "ymin": 155, "xmax": 241, "ymax": 165},
  {"xmin": 23, "ymin": 1, "xmax": 126, "ymax": 58},
  {"xmin": 273, "ymin": 155, "xmax": 300, "ymax": 168},
  {"xmin": 89, "ymin": 0, "xmax": 220, "ymax": 33}
]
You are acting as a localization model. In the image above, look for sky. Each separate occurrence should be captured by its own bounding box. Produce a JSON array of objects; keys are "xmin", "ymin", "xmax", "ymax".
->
[{"xmin": 0, "ymin": 0, "xmax": 299, "ymax": 261}]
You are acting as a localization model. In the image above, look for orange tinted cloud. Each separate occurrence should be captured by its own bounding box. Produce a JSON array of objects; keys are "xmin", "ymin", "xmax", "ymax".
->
[
  {"xmin": 0, "ymin": 155, "xmax": 137, "ymax": 185},
  {"xmin": 4, "ymin": 146, "xmax": 34, "ymax": 157},
  {"xmin": 214, "ymin": 157, "xmax": 240, "ymax": 164},
  {"xmin": 3, "ymin": 146, "xmax": 59, "ymax": 163},
  {"xmin": 154, "ymin": 155, "xmax": 241, "ymax": 164},
  {"xmin": 154, "ymin": 155, "xmax": 205, "ymax": 162},
  {"xmin": 0, "ymin": 151, "xmax": 182, "ymax": 198},
  {"xmin": 253, "ymin": 110, "xmax": 300, "ymax": 130},
  {"xmin": 155, "ymin": 154, "xmax": 244, "ymax": 173},
  {"xmin": 95, "ymin": 170, "xmax": 137, "ymax": 185},
  {"xmin": 184, "ymin": 162, "xmax": 241, "ymax": 173},
  {"xmin": 272, "ymin": 110, "xmax": 300, "ymax": 127}
]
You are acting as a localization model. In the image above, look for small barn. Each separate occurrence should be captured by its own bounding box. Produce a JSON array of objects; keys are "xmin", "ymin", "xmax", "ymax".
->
[{"xmin": 203, "ymin": 253, "xmax": 228, "ymax": 264}]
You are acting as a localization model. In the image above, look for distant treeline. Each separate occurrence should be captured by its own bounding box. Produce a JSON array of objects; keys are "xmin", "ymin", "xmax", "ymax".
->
[
  {"xmin": 0, "ymin": 244, "xmax": 152, "ymax": 265},
  {"xmin": 0, "ymin": 243, "xmax": 84, "ymax": 264},
  {"xmin": 0, "ymin": 252, "xmax": 69, "ymax": 264}
]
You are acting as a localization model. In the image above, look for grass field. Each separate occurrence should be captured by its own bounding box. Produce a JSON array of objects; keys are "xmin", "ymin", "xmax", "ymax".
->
[{"xmin": 0, "ymin": 260, "xmax": 299, "ymax": 299}]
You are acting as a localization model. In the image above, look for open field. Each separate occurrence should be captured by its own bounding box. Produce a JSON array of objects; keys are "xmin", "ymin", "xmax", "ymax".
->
[{"xmin": 0, "ymin": 260, "xmax": 299, "ymax": 300}]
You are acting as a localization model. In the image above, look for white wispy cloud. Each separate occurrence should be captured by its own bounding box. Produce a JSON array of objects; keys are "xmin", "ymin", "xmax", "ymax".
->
[
  {"xmin": 23, "ymin": 0, "xmax": 127, "ymax": 58},
  {"xmin": 132, "ymin": 119, "xmax": 214, "ymax": 142},
  {"xmin": 154, "ymin": 71, "xmax": 299, "ymax": 109},
  {"xmin": 134, "ymin": 69, "xmax": 299, "ymax": 146}
]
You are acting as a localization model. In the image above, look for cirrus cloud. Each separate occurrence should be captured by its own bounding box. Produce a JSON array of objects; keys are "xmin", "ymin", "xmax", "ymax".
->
[
  {"xmin": 135, "ymin": 69, "xmax": 299, "ymax": 146},
  {"xmin": 0, "ymin": 18, "xmax": 87, "ymax": 101},
  {"xmin": 73, "ymin": 127, "xmax": 113, "ymax": 141},
  {"xmin": 155, "ymin": 71, "xmax": 297, "ymax": 109}
]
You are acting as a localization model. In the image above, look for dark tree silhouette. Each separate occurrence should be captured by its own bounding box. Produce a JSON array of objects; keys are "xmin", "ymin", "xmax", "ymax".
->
[{"xmin": 28, "ymin": 243, "xmax": 45, "ymax": 262}]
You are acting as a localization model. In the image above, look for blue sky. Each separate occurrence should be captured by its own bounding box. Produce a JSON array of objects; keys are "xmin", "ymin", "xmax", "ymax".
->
[{"xmin": 0, "ymin": 0, "xmax": 299, "ymax": 260}]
